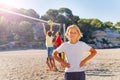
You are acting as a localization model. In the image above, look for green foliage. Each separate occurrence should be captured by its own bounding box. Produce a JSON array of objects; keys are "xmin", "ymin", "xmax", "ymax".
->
[
  {"xmin": 90, "ymin": 19, "xmax": 103, "ymax": 29},
  {"xmin": 59, "ymin": 8, "xmax": 73, "ymax": 15},
  {"xmin": 103, "ymin": 21, "xmax": 113, "ymax": 28},
  {"xmin": 115, "ymin": 22, "xmax": 120, "ymax": 26},
  {"xmin": 0, "ymin": 16, "xmax": 9, "ymax": 33},
  {"xmin": 115, "ymin": 22, "xmax": 120, "ymax": 32},
  {"xmin": 19, "ymin": 8, "xmax": 40, "ymax": 18},
  {"xmin": 46, "ymin": 9, "xmax": 59, "ymax": 21},
  {"xmin": 0, "ymin": 6, "xmax": 119, "ymax": 45},
  {"xmin": 42, "ymin": 8, "xmax": 79, "ymax": 31},
  {"xmin": 77, "ymin": 19, "xmax": 92, "ymax": 42},
  {"xmin": 18, "ymin": 21, "xmax": 34, "ymax": 42}
]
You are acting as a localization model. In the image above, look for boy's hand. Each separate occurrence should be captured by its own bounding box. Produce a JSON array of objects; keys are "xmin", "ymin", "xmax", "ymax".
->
[
  {"xmin": 61, "ymin": 62, "xmax": 70, "ymax": 68},
  {"xmin": 80, "ymin": 60, "xmax": 86, "ymax": 67},
  {"xmin": 41, "ymin": 22, "xmax": 45, "ymax": 26}
]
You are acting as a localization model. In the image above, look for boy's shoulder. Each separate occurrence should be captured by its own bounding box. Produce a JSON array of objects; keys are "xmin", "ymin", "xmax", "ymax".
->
[
  {"xmin": 60, "ymin": 42, "xmax": 70, "ymax": 46},
  {"xmin": 62, "ymin": 42, "xmax": 68, "ymax": 45},
  {"xmin": 62, "ymin": 41, "xmax": 85, "ymax": 44},
  {"xmin": 77, "ymin": 41, "xmax": 89, "ymax": 46},
  {"xmin": 78, "ymin": 41, "xmax": 87, "ymax": 44}
]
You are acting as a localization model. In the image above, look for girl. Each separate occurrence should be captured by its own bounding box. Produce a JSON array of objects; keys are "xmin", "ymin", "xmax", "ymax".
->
[
  {"xmin": 55, "ymin": 31, "xmax": 63, "ymax": 48},
  {"xmin": 52, "ymin": 24, "xmax": 97, "ymax": 80}
]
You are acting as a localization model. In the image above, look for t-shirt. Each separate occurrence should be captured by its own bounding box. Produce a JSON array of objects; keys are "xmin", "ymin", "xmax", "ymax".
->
[
  {"xmin": 56, "ymin": 41, "xmax": 91, "ymax": 72},
  {"xmin": 46, "ymin": 35, "xmax": 54, "ymax": 47},
  {"xmin": 55, "ymin": 36, "xmax": 62, "ymax": 48}
]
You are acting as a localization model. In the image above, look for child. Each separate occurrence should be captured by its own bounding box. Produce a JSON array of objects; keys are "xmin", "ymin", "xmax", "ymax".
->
[
  {"xmin": 41, "ymin": 22, "xmax": 57, "ymax": 71},
  {"xmin": 52, "ymin": 24, "xmax": 97, "ymax": 80},
  {"xmin": 54, "ymin": 31, "xmax": 65, "ymax": 69},
  {"xmin": 55, "ymin": 31, "xmax": 63, "ymax": 48},
  {"xmin": 54, "ymin": 31, "xmax": 64, "ymax": 59}
]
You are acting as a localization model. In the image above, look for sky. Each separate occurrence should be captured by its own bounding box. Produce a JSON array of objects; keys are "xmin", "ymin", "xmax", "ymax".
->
[{"xmin": 0, "ymin": 0, "xmax": 120, "ymax": 23}]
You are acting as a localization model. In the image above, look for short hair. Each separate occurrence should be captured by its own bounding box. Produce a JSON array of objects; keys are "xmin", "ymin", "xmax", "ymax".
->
[
  {"xmin": 65, "ymin": 25, "xmax": 83, "ymax": 40},
  {"xmin": 47, "ymin": 31, "xmax": 52, "ymax": 36}
]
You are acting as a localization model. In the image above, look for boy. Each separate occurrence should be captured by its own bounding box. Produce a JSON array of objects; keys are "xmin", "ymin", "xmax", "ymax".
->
[
  {"xmin": 52, "ymin": 24, "xmax": 97, "ymax": 80},
  {"xmin": 41, "ymin": 22, "xmax": 57, "ymax": 71}
]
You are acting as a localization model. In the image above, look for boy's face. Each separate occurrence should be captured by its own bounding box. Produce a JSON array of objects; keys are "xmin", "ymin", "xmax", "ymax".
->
[{"xmin": 68, "ymin": 28, "xmax": 79, "ymax": 40}]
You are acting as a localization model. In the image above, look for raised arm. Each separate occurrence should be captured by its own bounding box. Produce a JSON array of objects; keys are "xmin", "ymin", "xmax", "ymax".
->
[
  {"xmin": 41, "ymin": 23, "xmax": 47, "ymax": 36},
  {"xmin": 49, "ymin": 23, "xmax": 54, "ymax": 33}
]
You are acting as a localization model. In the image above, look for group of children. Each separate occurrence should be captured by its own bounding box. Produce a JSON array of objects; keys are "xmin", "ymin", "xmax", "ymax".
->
[
  {"xmin": 41, "ymin": 22, "xmax": 97, "ymax": 80},
  {"xmin": 41, "ymin": 22, "xmax": 63, "ymax": 71}
]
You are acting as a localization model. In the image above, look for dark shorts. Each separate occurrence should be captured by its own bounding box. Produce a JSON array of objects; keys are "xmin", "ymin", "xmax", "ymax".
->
[{"xmin": 64, "ymin": 71, "xmax": 85, "ymax": 80}]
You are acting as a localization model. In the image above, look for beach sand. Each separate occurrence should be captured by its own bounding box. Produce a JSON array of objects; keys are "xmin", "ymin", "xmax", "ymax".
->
[{"xmin": 0, "ymin": 48, "xmax": 120, "ymax": 80}]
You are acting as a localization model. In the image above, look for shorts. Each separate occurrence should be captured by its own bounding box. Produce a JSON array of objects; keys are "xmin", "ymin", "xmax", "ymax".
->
[
  {"xmin": 64, "ymin": 71, "xmax": 85, "ymax": 80},
  {"xmin": 47, "ymin": 47, "xmax": 53, "ymax": 57}
]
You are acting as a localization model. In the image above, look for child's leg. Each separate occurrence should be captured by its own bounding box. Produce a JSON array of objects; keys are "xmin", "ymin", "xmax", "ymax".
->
[
  {"xmin": 46, "ymin": 47, "xmax": 57, "ymax": 71},
  {"xmin": 49, "ymin": 57, "xmax": 53, "ymax": 68},
  {"xmin": 46, "ymin": 47, "xmax": 53, "ymax": 70},
  {"xmin": 46, "ymin": 57, "xmax": 52, "ymax": 70},
  {"xmin": 50, "ymin": 57, "xmax": 58, "ymax": 71}
]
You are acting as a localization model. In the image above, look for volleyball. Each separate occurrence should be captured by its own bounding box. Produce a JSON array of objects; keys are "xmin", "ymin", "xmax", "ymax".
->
[{"xmin": 47, "ymin": 20, "xmax": 53, "ymax": 26}]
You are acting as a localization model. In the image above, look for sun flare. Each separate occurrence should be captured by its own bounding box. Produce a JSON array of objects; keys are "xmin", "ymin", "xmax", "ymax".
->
[{"xmin": 0, "ymin": 0, "xmax": 15, "ymax": 6}]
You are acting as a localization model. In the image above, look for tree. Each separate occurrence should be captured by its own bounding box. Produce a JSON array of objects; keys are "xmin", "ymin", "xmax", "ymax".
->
[
  {"xmin": 72, "ymin": 15, "xmax": 80, "ymax": 24},
  {"xmin": 103, "ymin": 21, "xmax": 114, "ymax": 29},
  {"xmin": 18, "ymin": 8, "xmax": 40, "ymax": 18},
  {"xmin": 90, "ymin": 18, "xmax": 103, "ymax": 29},
  {"xmin": 58, "ymin": 8, "xmax": 75, "ymax": 25},
  {"xmin": 115, "ymin": 22, "xmax": 120, "ymax": 26},
  {"xmin": 0, "ymin": 16, "xmax": 8, "ymax": 32},
  {"xmin": 41, "ymin": 8, "xmax": 77, "ymax": 26},
  {"xmin": 59, "ymin": 8, "xmax": 73, "ymax": 18},
  {"xmin": 0, "ymin": 16, "xmax": 9, "ymax": 43},
  {"xmin": 18, "ymin": 21, "xmax": 34, "ymax": 42},
  {"xmin": 44, "ymin": 9, "xmax": 59, "ymax": 21},
  {"xmin": 115, "ymin": 22, "xmax": 120, "ymax": 32},
  {"xmin": 77, "ymin": 19, "xmax": 92, "ymax": 42}
]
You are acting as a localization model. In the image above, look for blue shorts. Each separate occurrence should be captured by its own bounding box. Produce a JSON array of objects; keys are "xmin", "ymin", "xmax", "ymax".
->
[
  {"xmin": 65, "ymin": 71, "xmax": 85, "ymax": 80},
  {"xmin": 47, "ymin": 47, "xmax": 53, "ymax": 57}
]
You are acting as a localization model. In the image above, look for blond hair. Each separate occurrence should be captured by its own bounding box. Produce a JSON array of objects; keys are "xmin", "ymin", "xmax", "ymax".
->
[{"xmin": 65, "ymin": 25, "xmax": 83, "ymax": 40}]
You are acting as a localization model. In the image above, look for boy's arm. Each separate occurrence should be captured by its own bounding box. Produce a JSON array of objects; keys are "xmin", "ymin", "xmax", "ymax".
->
[
  {"xmin": 52, "ymin": 50, "xmax": 70, "ymax": 68},
  {"xmin": 41, "ymin": 23, "xmax": 47, "ymax": 36},
  {"xmin": 80, "ymin": 48, "xmax": 97, "ymax": 67},
  {"xmin": 50, "ymin": 23, "xmax": 54, "ymax": 33}
]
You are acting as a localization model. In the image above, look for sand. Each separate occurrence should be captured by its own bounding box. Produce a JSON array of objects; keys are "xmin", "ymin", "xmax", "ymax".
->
[{"xmin": 0, "ymin": 48, "xmax": 120, "ymax": 80}]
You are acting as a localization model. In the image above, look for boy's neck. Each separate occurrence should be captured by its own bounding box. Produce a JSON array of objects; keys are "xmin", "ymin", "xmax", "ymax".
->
[{"xmin": 69, "ymin": 40, "xmax": 78, "ymax": 44}]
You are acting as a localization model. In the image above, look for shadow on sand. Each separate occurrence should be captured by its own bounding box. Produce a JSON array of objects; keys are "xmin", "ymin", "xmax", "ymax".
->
[{"xmin": 86, "ymin": 68, "xmax": 116, "ymax": 77}]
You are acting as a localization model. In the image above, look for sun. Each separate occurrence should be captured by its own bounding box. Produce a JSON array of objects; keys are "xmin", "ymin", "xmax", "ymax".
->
[{"xmin": 0, "ymin": 0, "xmax": 16, "ymax": 7}]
